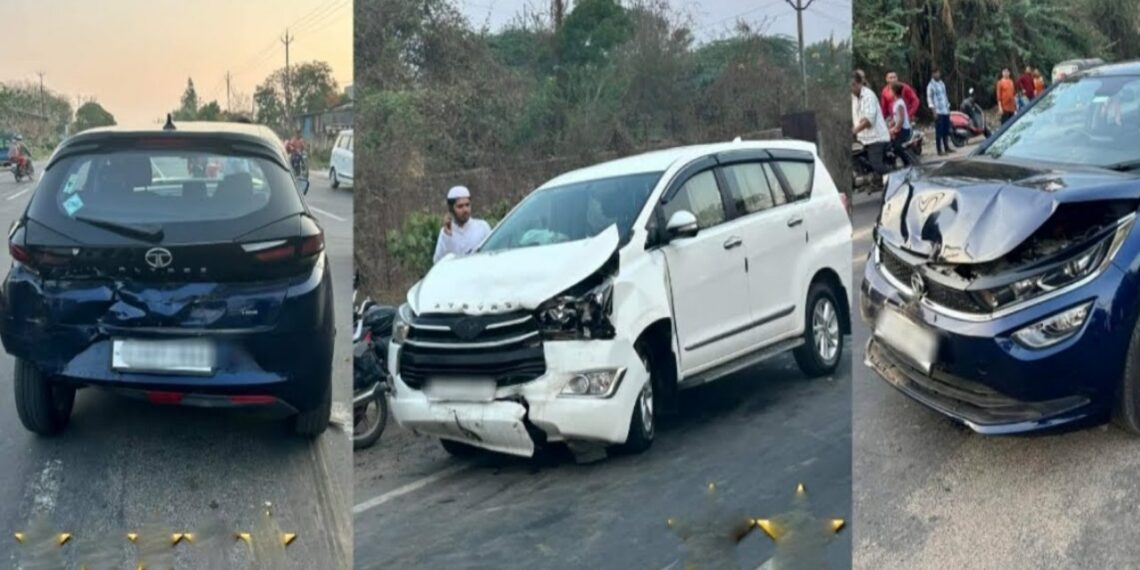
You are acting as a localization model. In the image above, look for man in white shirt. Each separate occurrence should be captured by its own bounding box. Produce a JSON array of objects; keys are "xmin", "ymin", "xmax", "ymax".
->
[
  {"xmin": 852, "ymin": 71, "xmax": 892, "ymax": 190},
  {"xmin": 433, "ymin": 185, "xmax": 492, "ymax": 264}
]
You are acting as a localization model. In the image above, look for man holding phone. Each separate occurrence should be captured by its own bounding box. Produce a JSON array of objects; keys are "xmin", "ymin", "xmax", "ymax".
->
[{"xmin": 433, "ymin": 185, "xmax": 492, "ymax": 264}]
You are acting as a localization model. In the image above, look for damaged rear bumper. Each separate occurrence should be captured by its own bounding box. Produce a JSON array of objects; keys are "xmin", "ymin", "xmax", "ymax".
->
[
  {"xmin": 860, "ymin": 254, "xmax": 1130, "ymax": 434},
  {"xmin": 388, "ymin": 338, "xmax": 648, "ymax": 457}
]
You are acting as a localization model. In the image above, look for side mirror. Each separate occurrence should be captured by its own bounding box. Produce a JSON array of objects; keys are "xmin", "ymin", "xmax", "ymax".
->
[
  {"xmin": 665, "ymin": 210, "xmax": 699, "ymax": 241},
  {"xmin": 298, "ymin": 177, "xmax": 311, "ymax": 195}
]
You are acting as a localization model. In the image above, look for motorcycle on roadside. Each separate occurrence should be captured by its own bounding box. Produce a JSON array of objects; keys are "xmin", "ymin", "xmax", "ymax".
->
[
  {"xmin": 352, "ymin": 273, "xmax": 391, "ymax": 450},
  {"xmin": 11, "ymin": 159, "xmax": 33, "ymax": 183},
  {"xmin": 950, "ymin": 88, "xmax": 992, "ymax": 147},
  {"xmin": 851, "ymin": 130, "xmax": 924, "ymax": 192},
  {"xmin": 291, "ymin": 152, "xmax": 309, "ymax": 180}
]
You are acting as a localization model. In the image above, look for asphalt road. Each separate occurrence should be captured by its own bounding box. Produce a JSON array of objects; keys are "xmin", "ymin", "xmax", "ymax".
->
[
  {"xmin": 851, "ymin": 144, "xmax": 1140, "ymax": 569},
  {"xmin": 0, "ymin": 166, "xmax": 354, "ymax": 569},
  {"xmin": 354, "ymin": 319, "xmax": 853, "ymax": 564}
]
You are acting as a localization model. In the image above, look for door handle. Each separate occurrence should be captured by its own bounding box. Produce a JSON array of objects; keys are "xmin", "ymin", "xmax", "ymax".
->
[
  {"xmin": 723, "ymin": 236, "xmax": 743, "ymax": 250},
  {"xmin": 786, "ymin": 216, "xmax": 804, "ymax": 228}
]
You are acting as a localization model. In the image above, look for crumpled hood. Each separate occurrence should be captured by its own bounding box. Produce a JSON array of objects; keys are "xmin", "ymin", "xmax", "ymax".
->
[
  {"xmin": 408, "ymin": 225, "xmax": 620, "ymax": 315},
  {"xmin": 879, "ymin": 157, "xmax": 1140, "ymax": 263}
]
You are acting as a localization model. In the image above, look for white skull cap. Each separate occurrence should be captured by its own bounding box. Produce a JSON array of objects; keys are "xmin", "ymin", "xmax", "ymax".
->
[{"xmin": 447, "ymin": 185, "xmax": 471, "ymax": 200}]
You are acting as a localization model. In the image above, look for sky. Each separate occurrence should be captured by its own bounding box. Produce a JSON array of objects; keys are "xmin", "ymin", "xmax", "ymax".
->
[
  {"xmin": 0, "ymin": 0, "xmax": 352, "ymax": 126},
  {"xmin": 458, "ymin": 0, "xmax": 851, "ymax": 44}
]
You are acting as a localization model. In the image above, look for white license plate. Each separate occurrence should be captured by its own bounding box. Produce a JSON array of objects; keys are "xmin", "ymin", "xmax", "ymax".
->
[
  {"xmin": 111, "ymin": 338, "xmax": 216, "ymax": 375},
  {"xmin": 874, "ymin": 307, "xmax": 937, "ymax": 374},
  {"xmin": 424, "ymin": 378, "xmax": 497, "ymax": 402}
]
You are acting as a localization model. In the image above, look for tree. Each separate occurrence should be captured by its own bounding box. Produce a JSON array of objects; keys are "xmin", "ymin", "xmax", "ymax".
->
[
  {"xmin": 559, "ymin": 0, "xmax": 634, "ymax": 68},
  {"xmin": 253, "ymin": 83, "xmax": 286, "ymax": 130},
  {"xmin": 175, "ymin": 78, "xmax": 199, "ymax": 120},
  {"xmin": 73, "ymin": 102, "xmax": 116, "ymax": 132},
  {"xmin": 263, "ymin": 61, "xmax": 340, "ymax": 117},
  {"xmin": 197, "ymin": 101, "xmax": 222, "ymax": 121}
]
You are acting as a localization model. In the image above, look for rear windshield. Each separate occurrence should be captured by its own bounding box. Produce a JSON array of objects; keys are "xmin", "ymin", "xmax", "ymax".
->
[{"xmin": 28, "ymin": 149, "xmax": 304, "ymax": 238}]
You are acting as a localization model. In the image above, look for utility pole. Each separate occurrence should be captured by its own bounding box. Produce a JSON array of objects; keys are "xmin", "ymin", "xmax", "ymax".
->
[
  {"xmin": 281, "ymin": 29, "xmax": 294, "ymax": 123},
  {"xmin": 36, "ymin": 72, "xmax": 46, "ymax": 116},
  {"xmin": 785, "ymin": 0, "xmax": 816, "ymax": 108},
  {"xmin": 225, "ymin": 71, "xmax": 232, "ymax": 112}
]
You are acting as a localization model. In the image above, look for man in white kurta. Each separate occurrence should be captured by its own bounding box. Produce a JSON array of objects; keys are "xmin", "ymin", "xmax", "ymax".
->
[{"xmin": 433, "ymin": 185, "xmax": 492, "ymax": 264}]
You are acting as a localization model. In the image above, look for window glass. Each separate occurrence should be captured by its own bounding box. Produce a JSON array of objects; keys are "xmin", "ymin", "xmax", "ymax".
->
[{"xmin": 663, "ymin": 170, "xmax": 725, "ymax": 229}]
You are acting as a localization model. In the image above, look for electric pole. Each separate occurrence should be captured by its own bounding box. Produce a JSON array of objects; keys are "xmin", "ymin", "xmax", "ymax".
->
[
  {"xmin": 785, "ymin": 0, "xmax": 816, "ymax": 108},
  {"xmin": 225, "ymin": 71, "xmax": 232, "ymax": 112},
  {"xmin": 281, "ymin": 29, "xmax": 294, "ymax": 123},
  {"xmin": 36, "ymin": 72, "xmax": 46, "ymax": 117}
]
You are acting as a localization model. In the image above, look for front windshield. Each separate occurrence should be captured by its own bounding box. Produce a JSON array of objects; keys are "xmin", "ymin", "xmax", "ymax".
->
[
  {"xmin": 479, "ymin": 171, "xmax": 662, "ymax": 253},
  {"xmin": 984, "ymin": 74, "xmax": 1140, "ymax": 169}
]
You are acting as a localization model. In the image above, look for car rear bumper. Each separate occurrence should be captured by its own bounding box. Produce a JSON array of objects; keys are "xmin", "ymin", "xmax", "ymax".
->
[
  {"xmin": 387, "ymin": 337, "xmax": 648, "ymax": 457},
  {"xmin": 859, "ymin": 250, "xmax": 1127, "ymax": 434},
  {"xmin": 0, "ymin": 260, "xmax": 336, "ymax": 412}
]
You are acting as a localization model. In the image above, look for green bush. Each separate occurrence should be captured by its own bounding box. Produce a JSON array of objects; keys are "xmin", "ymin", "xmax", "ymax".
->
[{"xmin": 387, "ymin": 200, "xmax": 514, "ymax": 278}]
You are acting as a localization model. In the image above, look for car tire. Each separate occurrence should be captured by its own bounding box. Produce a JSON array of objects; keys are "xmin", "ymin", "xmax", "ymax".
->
[
  {"xmin": 293, "ymin": 379, "xmax": 332, "ymax": 438},
  {"xmin": 620, "ymin": 340, "xmax": 657, "ymax": 454},
  {"xmin": 330, "ymin": 168, "xmax": 339, "ymax": 189},
  {"xmin": 793, "ymin": 282, "xmax": 844, "ymax": 378},
  {"xmin": 14, "ymin": 358, "xmax": 75, "ymax": 436},
  {"xmin": 1112, "ymin": 314, "xmax": 1140, "ymax": 434},
  {"xmin": 440, "ymin": 438, "xmax": 483, "ymax": 458}
]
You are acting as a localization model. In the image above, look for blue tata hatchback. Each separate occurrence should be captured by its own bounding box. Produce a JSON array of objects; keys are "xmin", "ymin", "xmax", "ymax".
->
[
  {"xmin": 861, "ymin": 63, "xmax": 1140, "ymax": 435},
  {"xmin": 1, "ymin": 119, "xmax": 334, "ymax": 436}
]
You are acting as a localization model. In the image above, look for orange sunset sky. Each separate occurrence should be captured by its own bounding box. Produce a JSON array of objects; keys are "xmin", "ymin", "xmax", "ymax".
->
[{"xmin": 2, "ymin": 0, "xmax": 352, "ymax": 126}]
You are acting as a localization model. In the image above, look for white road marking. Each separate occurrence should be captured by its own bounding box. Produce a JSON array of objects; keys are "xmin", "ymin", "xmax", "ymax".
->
[
  {"xmin": 7, "ymin": 187, "xmax": 30, "ymax": 201},
  {"xmin": 353, "ymin": 464, "xmax": 469, "ymax": 516},
  {"xmin": 310, "ymin": 206, "xmax": 346, "ymax": 222},
  {"xmin": 30, "ymin": 458, "xmax": 63, "ymax": 516}
]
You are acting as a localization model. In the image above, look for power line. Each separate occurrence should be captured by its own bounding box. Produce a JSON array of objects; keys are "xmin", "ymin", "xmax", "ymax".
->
[
  {"xmin": 292, "ymin": 1, "xmax": 349, "ymax": 37},
  {"xmin": 291, "ymin": 0, "xmax": 348, "ymax": 36}
]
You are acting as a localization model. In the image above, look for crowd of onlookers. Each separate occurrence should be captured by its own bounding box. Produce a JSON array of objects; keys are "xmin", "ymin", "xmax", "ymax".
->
[{"xmin": 852, "ymin": 65, "xmax": 1050, "ymax": 186}]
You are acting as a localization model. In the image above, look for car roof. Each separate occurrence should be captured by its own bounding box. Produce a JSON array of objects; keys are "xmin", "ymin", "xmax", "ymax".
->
[
  {"xmin": 48, "ymin": 120, "xmax": 288, "ymax": 170},
  {"xmin": 539, "ymin": 139, "xmax": 817, "ymax": 188}
]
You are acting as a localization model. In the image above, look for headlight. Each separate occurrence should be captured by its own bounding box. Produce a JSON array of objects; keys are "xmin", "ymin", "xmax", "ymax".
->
[
  {"xmin": 1012, "ymin": 301, "xmax": 1093, "ymax": 349},
  {"xmin": 537, "ymin": 279, "xmax": 615, "ymax": 340},
  {"xmin": 559, "ymin": 368, "xmax": 625, "ymax": 397},
  {"xmin": 974, "ymin": 216, "xmax": 1134, "ymax": 311},
  {"xmin": 392, "ymin": 303, "xmax": 413, "ymax": 345}
]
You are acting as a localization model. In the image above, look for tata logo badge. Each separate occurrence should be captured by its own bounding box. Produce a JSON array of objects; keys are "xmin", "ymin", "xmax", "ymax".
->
[
  {"xmin": 144, "ymin": 247, "xmax": 173, "ymax": 269},
  {"xmin": 910, "ymin": 272, "xmax": 926, "ymax": 297}
]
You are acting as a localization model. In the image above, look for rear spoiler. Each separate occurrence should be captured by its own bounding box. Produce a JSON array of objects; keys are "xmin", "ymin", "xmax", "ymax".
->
[{"xmin": 45, "ymin": 132, "xmax": 288, "ymax": 172}]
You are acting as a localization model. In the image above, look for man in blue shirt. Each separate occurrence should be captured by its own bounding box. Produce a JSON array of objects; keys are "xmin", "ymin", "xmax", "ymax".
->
[{"xmin": 927, "ymin": 69, "xmax": 951, "ymax": 156}]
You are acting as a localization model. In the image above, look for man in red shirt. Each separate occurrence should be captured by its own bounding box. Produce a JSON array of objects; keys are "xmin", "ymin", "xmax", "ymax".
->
[
  {"xmin": 1017, "ymin": 65, "xmax": 1037, "ymax": 100},
  {"xmin": 880, "ymin": 72, "xmax": 920, "ymax": 121}
]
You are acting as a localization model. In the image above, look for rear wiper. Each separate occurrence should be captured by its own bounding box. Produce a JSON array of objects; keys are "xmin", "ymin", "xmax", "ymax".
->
[
  {"xmin": 1106, "ymin": 159, "xmax": 1140, "ymax": 172},
  {"xmin": 73, "ymin": 215, "xmax": 164, "ymax": 242}
]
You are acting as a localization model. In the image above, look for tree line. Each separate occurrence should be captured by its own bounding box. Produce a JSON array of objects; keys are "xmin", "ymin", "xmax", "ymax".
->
[{"xmin": 855, "ymin": 0, "xmax": 1140, "ymax": 112}]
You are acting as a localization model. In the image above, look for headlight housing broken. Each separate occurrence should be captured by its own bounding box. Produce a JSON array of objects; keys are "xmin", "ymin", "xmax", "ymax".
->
[
  {"xmin": 536, "ymin": 279, "xmax": 616, "ymax": 340},
  {"xmin": 974, "ymin": 215, "xmax": 1135, "ymax": 312}
]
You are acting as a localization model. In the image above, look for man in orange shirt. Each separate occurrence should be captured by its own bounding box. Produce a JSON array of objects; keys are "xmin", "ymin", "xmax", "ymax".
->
[{"xmin": 997, "ymin": 68, "xmax": 1017, "ymax": 124}]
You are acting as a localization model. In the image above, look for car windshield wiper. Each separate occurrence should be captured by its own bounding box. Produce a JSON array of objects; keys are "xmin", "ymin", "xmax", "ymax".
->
[
  {"xmin": 73, "ymin": 215, "xmax": 164, "ymax": 242},
  {"xmin": 1106, "ymin": 159, "xmax": 1140, "ymax": 172}
]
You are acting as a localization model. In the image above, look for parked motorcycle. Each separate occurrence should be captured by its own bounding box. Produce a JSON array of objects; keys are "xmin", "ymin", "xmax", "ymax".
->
[
  {"xmin": 11, "ymin": 160, "xmax": 33, "ymax": 183},
  {"xmin": 353, "ymin": 275, "xmax": 391, "ymax": 450},
  {"xmin": 852, "ymin": 130, "xmax": 924, "ymax": 191},
  {"xmin": 950, "ymin": 88, "xmax": 991, "ymax": 147}
]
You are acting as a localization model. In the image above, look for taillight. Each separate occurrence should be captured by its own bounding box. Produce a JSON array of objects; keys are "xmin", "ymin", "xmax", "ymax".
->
[
  {"xmin": 254, "ymin": 244, "xmax": 296, "ymax": 263},
  {"xmin": 300, "ymin": 233, "xmax": 324, "ymax": 257},
  {"xmin": 9, "ymin": 242, "xmax": 31, "ymax": 264}
]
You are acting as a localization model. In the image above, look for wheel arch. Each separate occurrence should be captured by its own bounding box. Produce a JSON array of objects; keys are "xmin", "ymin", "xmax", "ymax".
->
[{"xmin": 809, "ymin": 268, "xmax": 851, "ymax": 335}]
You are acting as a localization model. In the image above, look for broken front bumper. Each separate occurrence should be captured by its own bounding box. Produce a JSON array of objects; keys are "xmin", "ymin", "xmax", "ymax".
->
[
  {"xmin": 388, "ymin": 337, "xmax": 649, "ymax": 457},
  {"xmin": 860, "ymin": 254, "xmax": 1132, "ymax": 434}
]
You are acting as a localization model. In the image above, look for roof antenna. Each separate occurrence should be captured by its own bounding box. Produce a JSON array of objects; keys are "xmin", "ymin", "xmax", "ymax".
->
[{"xmin": 163, "ymin": 113, "xmax": 176, "ymax": 131}]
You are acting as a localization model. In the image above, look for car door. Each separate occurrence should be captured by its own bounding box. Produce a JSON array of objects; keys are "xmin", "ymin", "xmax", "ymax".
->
[
  {"xmin": 768, "ymin": 151, "xmax": 822, "ymax": 337},
  {"xmin": 718, "ymin": 157, "xmax": 803, "ymax": 344},
  {"xmin": 657, "ymin": 160, "xmax": 753, "ymax": 374}
]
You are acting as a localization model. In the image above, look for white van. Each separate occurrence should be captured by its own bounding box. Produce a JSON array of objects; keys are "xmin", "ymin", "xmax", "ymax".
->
[
  {"xmin": 388, "ymin": 139, "xmax": 853, "ymax": 458},
  {"xmin": 330, "ymin": 129, "xmax": 353, "ymax": 188}
]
